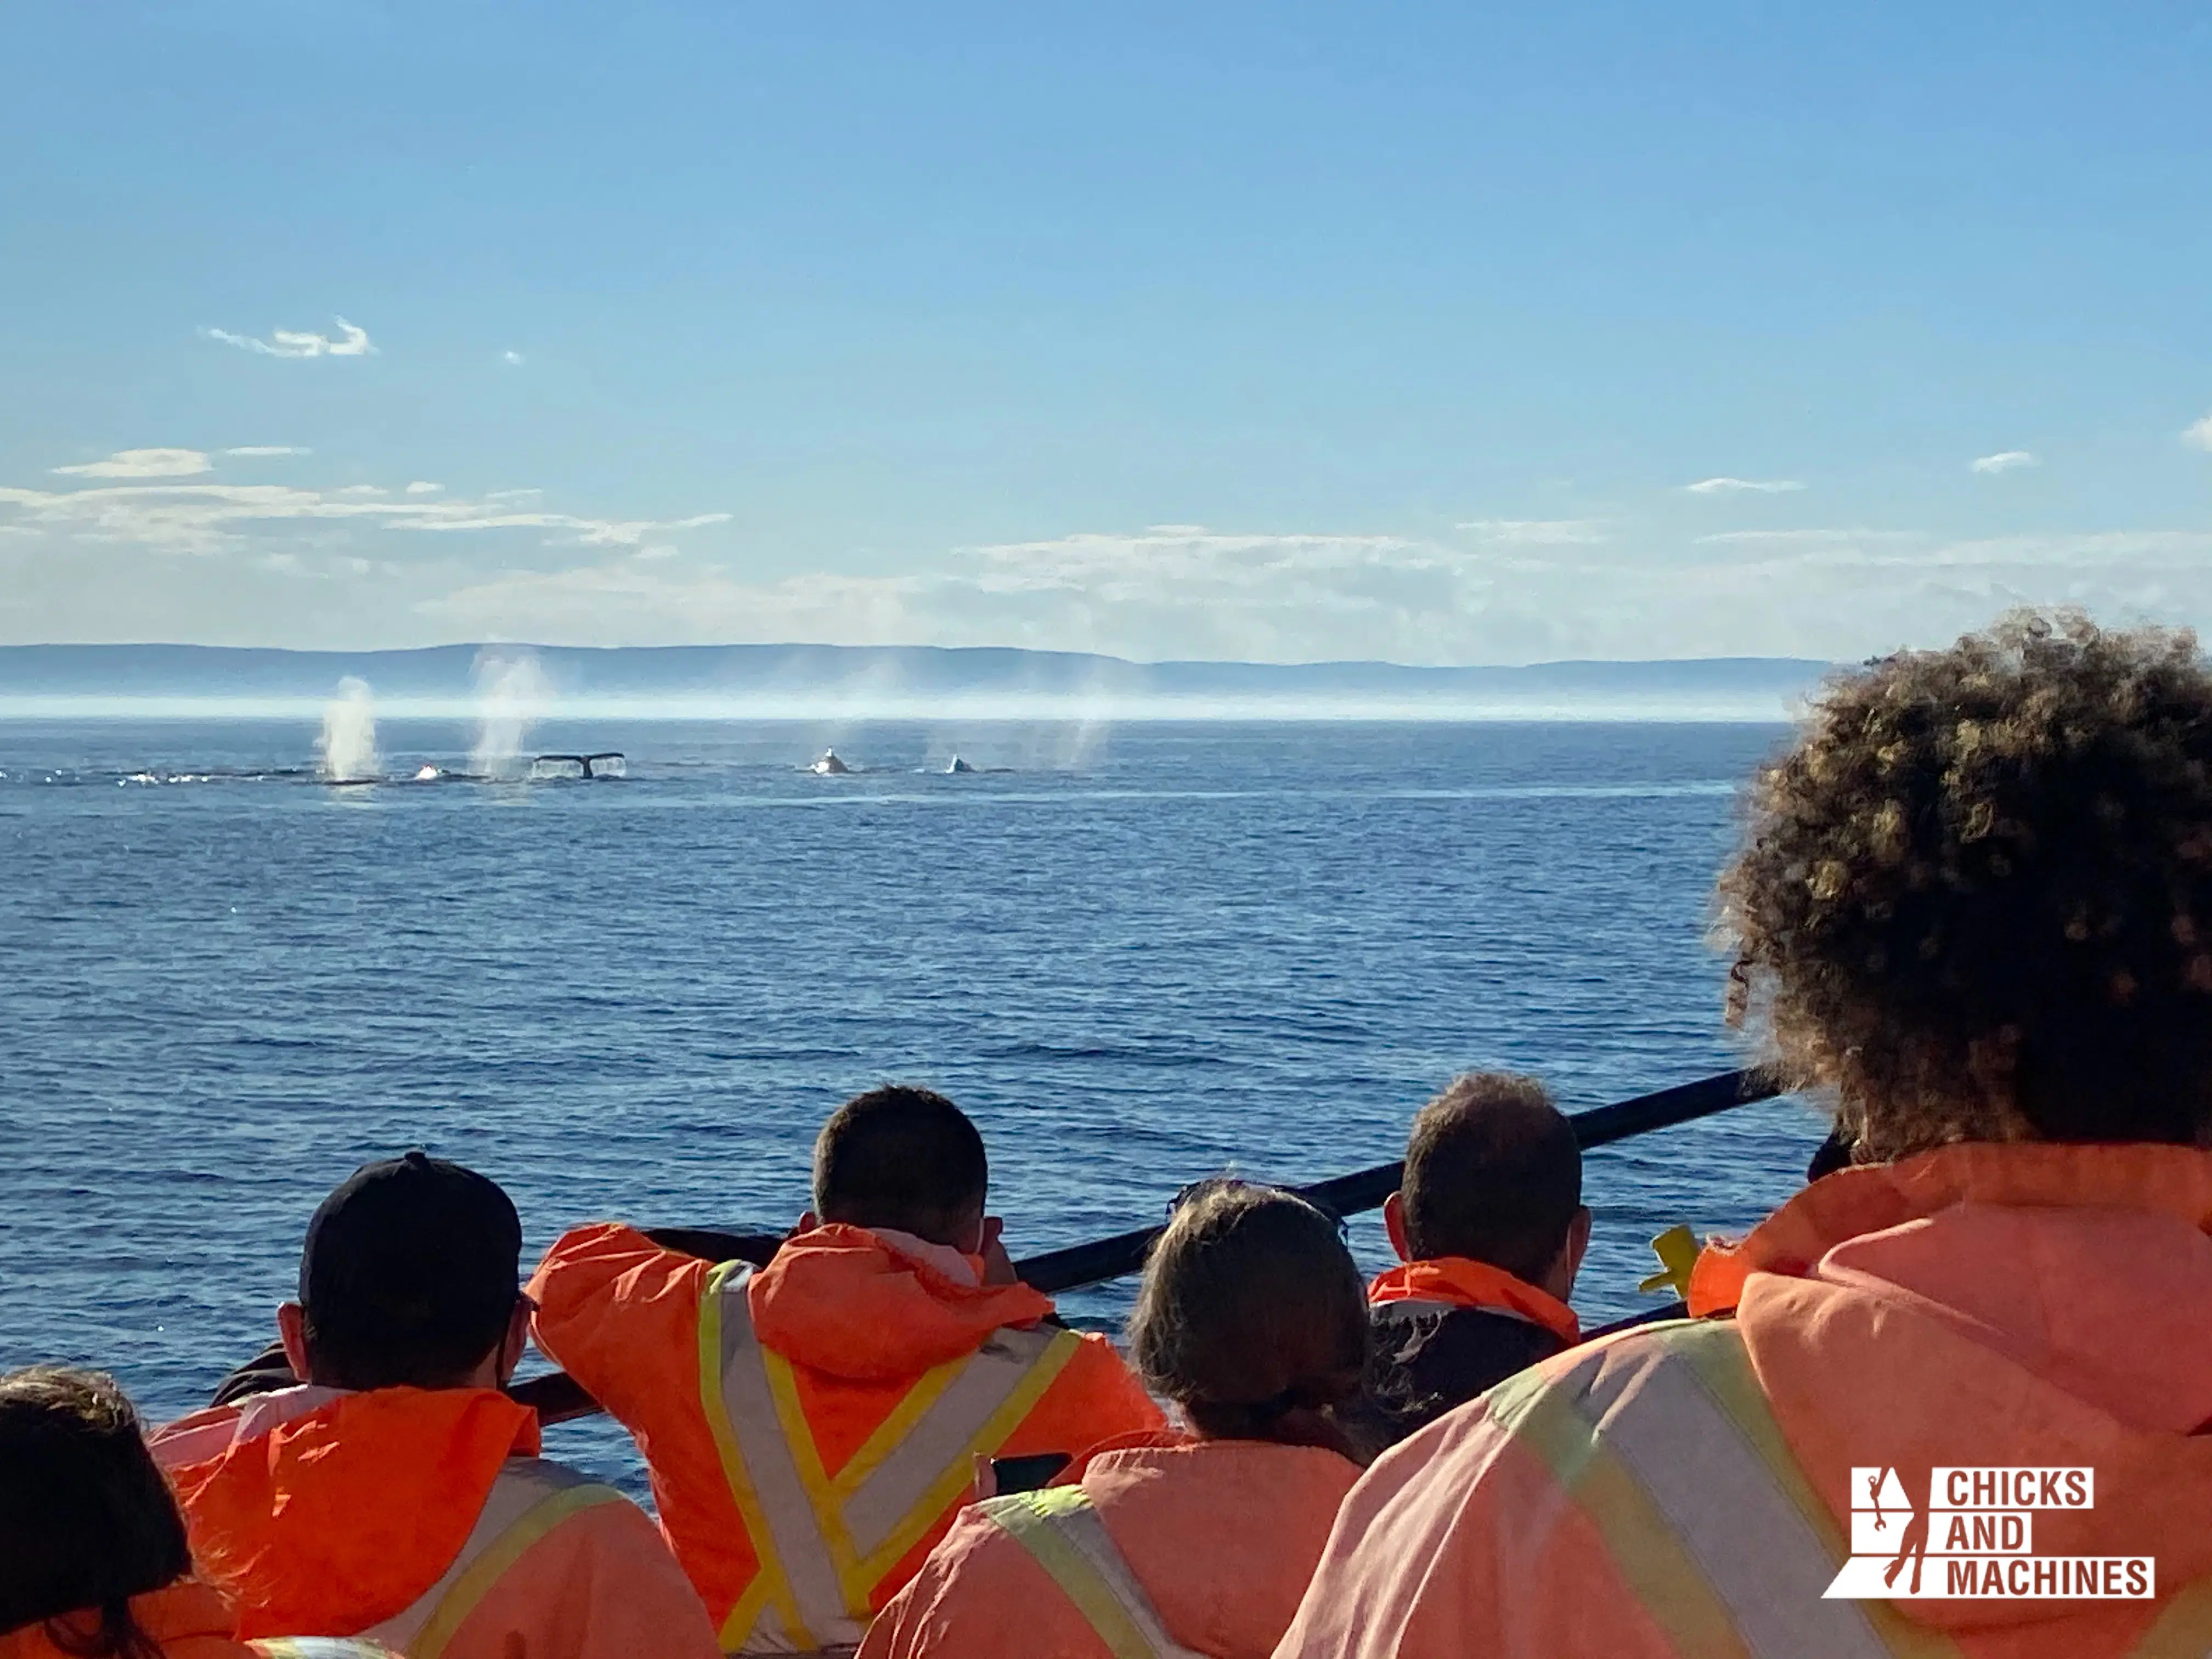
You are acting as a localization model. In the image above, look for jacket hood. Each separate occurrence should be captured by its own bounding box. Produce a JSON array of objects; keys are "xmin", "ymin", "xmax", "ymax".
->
[
  {"xmin": 1076, "ymin": 1436, "xmax": 1361, "ymax": 1657},
  {"xmin": 160, "ymin": 1387, "xmax": 538, "ymax": 1638},
  {"xmin": 748, "ymin": 1223, "xmax": 1056, "ymax": 1381},
  {"xmin": 1711, "ymin": 1142, "xmax": 2212, "ymax": 1633}
]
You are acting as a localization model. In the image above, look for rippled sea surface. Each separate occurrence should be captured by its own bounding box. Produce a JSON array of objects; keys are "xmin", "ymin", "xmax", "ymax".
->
[{"xmin": 0, "ymin": 716, "xmax": 1820, "ymax": 1485}]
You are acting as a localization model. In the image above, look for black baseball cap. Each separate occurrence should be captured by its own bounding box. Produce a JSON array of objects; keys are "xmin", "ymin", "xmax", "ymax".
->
[{"xmin": 298, "ymin": 1150, "xmax": 523, "ymax": 1390}]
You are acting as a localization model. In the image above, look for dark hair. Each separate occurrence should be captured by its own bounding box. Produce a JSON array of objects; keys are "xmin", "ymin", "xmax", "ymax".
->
[
  {"xmin": 812, "ymin": 1086, "xmax": 988, "ymax": 1247},
  {"xmin": 300, "ymin": 1151, "xmax": 523, "ymax": 1391},
  {"xmin": 1130, "ymin": 1182, "xmax": 1371, "ymax": 1460},
  {"xmin": 0, "ymin": 1367, "xmax": 190, "ymax": 1658},
  {"xmin": 1400, "ymin": 1073, "xmax": 1582, "ymax": 1284},
  {"xmin": 1720, "ymin": 611, "xmax": 2212, "ymax": 1160}
]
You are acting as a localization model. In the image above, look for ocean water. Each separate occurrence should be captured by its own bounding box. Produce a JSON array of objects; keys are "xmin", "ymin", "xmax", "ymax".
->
[{"xmin": 0, "ymin": 716, "xmax": 1822, "ymax": 1487}]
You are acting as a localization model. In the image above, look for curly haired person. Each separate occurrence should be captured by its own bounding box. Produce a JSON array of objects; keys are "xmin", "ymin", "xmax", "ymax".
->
[{"xmin": 1277, "ymin": 612, "xmax": 2212, "ymax": 1659}]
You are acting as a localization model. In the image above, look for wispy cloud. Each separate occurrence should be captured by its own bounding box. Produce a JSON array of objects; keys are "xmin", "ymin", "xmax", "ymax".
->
[
  {"xmin": 225, "ymin": 445, "xmax": 311, "ymax": 458},
  {"xmin": 1971, "ymin": 450, "xmax": 2039, "ymax": 475},
  {"xmin": 501, "ymin": 349, "xmax": 526, "ymax": 366},
  {"xmin": 0, "ymin": 452, "xmax": 727, "ymax": 559},
  {"xmin": 405, "ymin": 481, "xmax": 443, "ymax": 494},
  {"xmin": 2186, "ymin": 413, "xmax": 2212, "ymax": 453},
  {"xmin": 405, "ymin": 517, "xmax": 2212, "ymax": 667},
  {"xmin": 1695, "ymin": 527, "xmax": 1922, "ymax": 546},
  {"xmin": 1457, "ymin": 518, "xmax": 1610, "ymax": 545},
  {"xmin": 202, "ymin": 318, "xmax": 375, "ymax": 359},
  {"xmin": 1683, "ymin": 477, "xmax": 1805, "ymax": 495},
  {"xmin": 52, "ymin": 448, "xmax": 212, "ymax": 479}
]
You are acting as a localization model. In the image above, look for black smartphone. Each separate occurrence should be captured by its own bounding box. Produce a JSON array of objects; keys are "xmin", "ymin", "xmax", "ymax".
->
[{"xmin": 989, "ymin": 1452, "xmax": 1073, "ymax": 1493}]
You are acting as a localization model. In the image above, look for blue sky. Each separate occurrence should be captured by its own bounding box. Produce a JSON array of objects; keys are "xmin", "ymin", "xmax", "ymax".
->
[{"xmin": 4, "ymin": 2, "xmax": 2211, "ymax": 662}]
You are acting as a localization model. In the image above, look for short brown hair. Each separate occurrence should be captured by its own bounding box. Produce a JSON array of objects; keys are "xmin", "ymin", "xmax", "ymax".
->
[
  {"xmin": 813, "ymin": 1085, "xmax": 988, "ymax": 1246},
  {"xmin": 0, "ymin": 1366, "xmax": 191, "ymax": 1656},
  {"xmin": 1720, "ymin": 611, "xmax": 2212, "ymax": 1159},
  {"xmin": 1130, "ymin": 1182, "xmax": 1369, "ymax": 1451},
  {"xmin": 1400, "ymin": 1073, "xmax": 1581, "ymax": 1282}
]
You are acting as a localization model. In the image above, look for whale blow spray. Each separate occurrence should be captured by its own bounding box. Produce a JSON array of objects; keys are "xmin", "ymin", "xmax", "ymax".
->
[
  {"xmin": 317, "ymin": 677, "xmax": 380, "ymax": 781},
  {"xmin": 470, "ymin": 650, "xmax": 554, "ymax": 777}
]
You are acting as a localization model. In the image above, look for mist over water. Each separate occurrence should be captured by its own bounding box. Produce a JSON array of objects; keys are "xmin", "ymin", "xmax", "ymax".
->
[
  {"xmin": 470, "ymin": 651, "xmax": 553, "ymax": 777},
  {"xmin": 315, "ymin": 676, "xmax": 379, "ymax": 781}
]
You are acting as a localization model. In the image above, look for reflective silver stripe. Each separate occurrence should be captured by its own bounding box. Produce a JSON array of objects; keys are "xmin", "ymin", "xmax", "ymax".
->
[
  {"xmin": 716, "ymin": 1269, "xmax": 861, "ymax": 1650},
  {"xmin": 712, "ymin": 1268, "xmax": 1079, "ymax": 1652},
  {"xmin": 984, "ymin": 1488, "xmax": 1206, "ymax": 1659},
  {"xmin": 360, "ymin": 1458, "xmax": 613, "ymax": 1654},
  {"xmin": 1568, "ymin": 1331, "xmax": 1898, "ymax": 1659},
  {"xmin": 839, "ymin": 1324, "xmax": 1063, "ymax": 1556}
]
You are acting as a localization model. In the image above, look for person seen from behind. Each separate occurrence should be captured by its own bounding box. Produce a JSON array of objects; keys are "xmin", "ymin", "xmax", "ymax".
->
[
  {"xmin": 0, "ymin": 1364, "xmax": 395, "ymax": 1659},
  {"xmin": 861, "ymin": 1180, "xmax": 1371, "ymax": 1659},
  {"xmin": 1278, "ymin": 612, "xmax": 2212, "ymax": 1658},
  {"xmin": 1366, "ymin": 1071, "xmax": 1587, "ymax": 1441},
  {"xmin": 528, "ymin": 1085, "xmax": 1165, "ymax": 1655},
  {"xmin": 149, "ymin": 1152, "xmax": 719, "ymax": 1659}
]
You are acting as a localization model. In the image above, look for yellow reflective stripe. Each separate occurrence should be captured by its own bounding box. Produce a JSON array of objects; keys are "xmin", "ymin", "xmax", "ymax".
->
[
  {"xmin": 716, "ymin": 1572, "xmax": 773, "ymax": 1654},
  {"xmin": 697, "ymin": 1260, "xmax": 816, "ymax": 1652},
  {"xmin": 760, "ymin": 1343, "xmax": 873, "ymax": 1610},
  {"xmin": 2128, "ymin": 1573, "xmax": 2212, "ymax": 1657},
  {"xmin": 1664, "ymin": 1325, "xmax": 1961, "ymax": 1659},
  {"xmin": 1487, "ymin": 1359, "xmax": 1758, "ymax": 1659},
  {"xmin": 759, "ymin": 1326, "xmax": 1087, "ymax": 1614},
  {"xmin": 405, "ymin": 1483, "xmax": 626, "ymax": 1659},
  {"xmin": 986, "ymin": 1488, "xmax": 1174, "ymax": 1659},
  {"xmin": 851, "ymin": 1327, "xmax": 1083, "ymax": 1588},
  {"xmin": 830, "ymin": 1353, "xmax": 966, "ymax": 1500}
]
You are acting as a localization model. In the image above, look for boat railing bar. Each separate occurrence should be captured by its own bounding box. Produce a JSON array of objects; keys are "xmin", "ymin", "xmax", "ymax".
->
[
  {"xmin": 1015, "ymin": 1065, "xmax": 1781, "ymax": 1296},
  {"xmin": 511, "ymin": 1064, "xmax": 1784, "ymax": 1427}
]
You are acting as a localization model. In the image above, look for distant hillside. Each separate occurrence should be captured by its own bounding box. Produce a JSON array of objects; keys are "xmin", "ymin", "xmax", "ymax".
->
[{"xmin": 0, "ymin": 642, "xmax": 1834, "ymax": 719}]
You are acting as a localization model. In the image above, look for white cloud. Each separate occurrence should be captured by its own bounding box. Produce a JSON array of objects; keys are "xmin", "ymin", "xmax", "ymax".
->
[
  {"xmin": 2185, "ymin": 413, "xmax": 2212, "ymax": 452},
  {"xmin": 0, "ymin": 455, "xmax": 730, "ymax": 561},
  {"xmin": 1683, "ymin": 477, "xmax": 1805, "ymax": 495},
  {"xmin": 404, "ymin": 518, "xmax": 2212, "ymax": 667},
  {"xmin": 202, "ymin": 317, "xmax": 375, "ymax": 359},
  {"xmin": 501, "ymin": 349, "xmax": 526, "ymax": 366},
  {"xmin": 1457, "ymin": 518, "xmax": 1610, "ymax": 545},
  {"xmin": 405, "ymin": 481, "xmax": 443, "ymax": 494},
  {"xmin": 1695, "ymin": 527, "xmax": 1922, "ymax": 546},
  {"xmin": 1971, "ymin": 450, "xmax": 2039, "ymax": 475},
  {"xmin": 52, "ymin": 448, "xmax": 212, "ymax": 479}
]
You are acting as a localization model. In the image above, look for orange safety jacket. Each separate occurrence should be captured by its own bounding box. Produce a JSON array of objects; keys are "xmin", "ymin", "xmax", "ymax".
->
[
  {"xmin": 152, "ymin": 1384, "xmax": 721, "ymax": 1659},
  {"xmin": 860, "ymin": 1430, "xmax": 1360, "ymax": 1659},
  {"xmin": 1275, "ymin": 1142, "xmax": 2212, "ymax": 1659},
  {"xmin": 529, "ymin": 1221, "xmax": 1166, "ymax": 1654},
  {"xmin": 0, "ymin": 1582, "xmax": 398, "ymax": 1659}
]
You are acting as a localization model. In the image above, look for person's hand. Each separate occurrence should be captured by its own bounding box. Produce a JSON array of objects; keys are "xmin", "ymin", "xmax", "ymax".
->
[{"xmin": 979, "ymin": 1216, "xmax": 1018, "ymax": 1285}]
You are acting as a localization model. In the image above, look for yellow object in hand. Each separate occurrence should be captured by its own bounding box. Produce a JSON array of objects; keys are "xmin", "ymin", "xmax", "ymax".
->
[{"xmin": 1638, "ymin": 1223, "xmax": 1700, "ymax": 1299}]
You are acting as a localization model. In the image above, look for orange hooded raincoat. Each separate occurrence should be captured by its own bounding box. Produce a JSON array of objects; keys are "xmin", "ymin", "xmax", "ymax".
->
[
  {"xmin": 528, "ymin": 1221, "xmax": 1164, "ymax": 1654},
  {"xmin": 860, "ymin": 1430, "xmax": 1359, "ymax": 1659},
  {"xmin": 151, "ymin": 1383, "xmax": 719, "ymax": 1659},
  {"xmin": 1274, "ymin": 1142, "xmax": 2212, "ymax": 1659}
]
